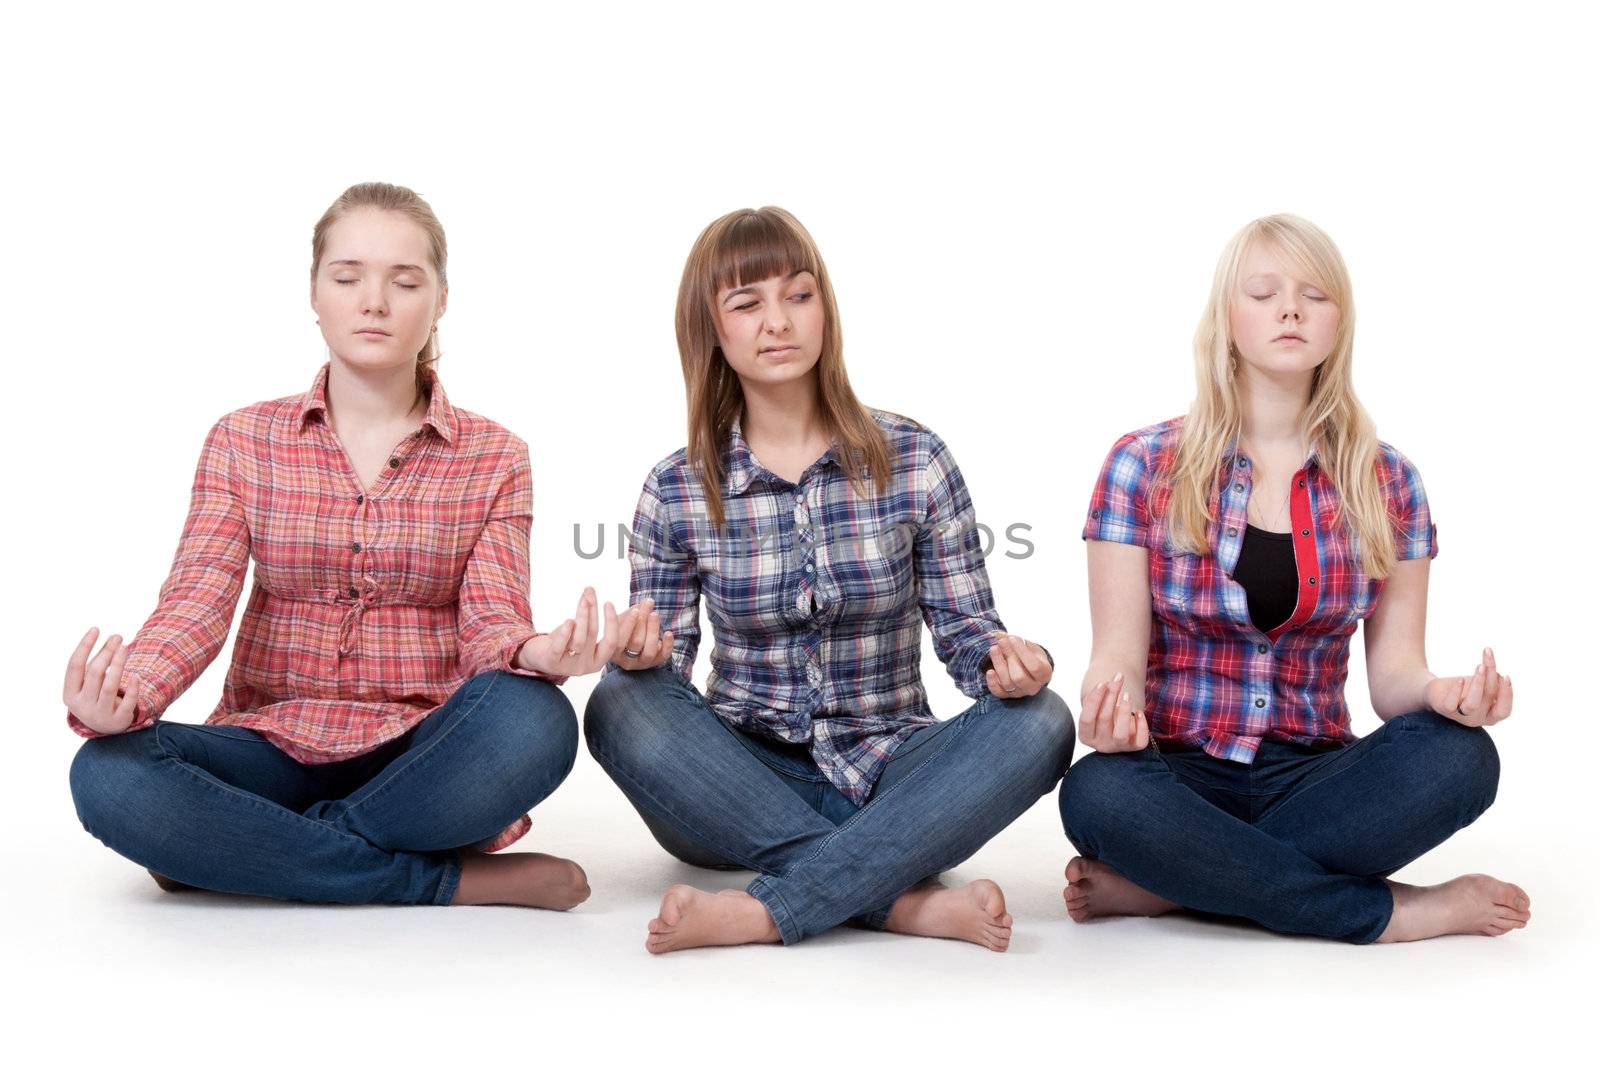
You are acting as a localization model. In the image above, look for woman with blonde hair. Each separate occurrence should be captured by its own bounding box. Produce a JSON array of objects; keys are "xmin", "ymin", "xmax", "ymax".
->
[
  {"xmin": 66, "ymin": 181, "xmax": 635, "ymax": 908},
  {"xmin": 585, "ymin": 206, "xmax": 1075, "ymax": 953},
  {"xmin": 1057, "ymin": 214, "xmax": 1528, "ymax": 942}
]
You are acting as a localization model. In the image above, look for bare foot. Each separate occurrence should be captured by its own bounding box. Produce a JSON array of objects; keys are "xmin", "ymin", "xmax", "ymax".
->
[
  {"xmin": 1062, "ymin": 857, "xmax": 1179, "ymax": 922},
  {"xmin": 1377, "ymin": 874, "xmax": 1531, "ymax": 942},
  {"xmin": 885, "ymin": 878, "xmax": 1013, "ymax": 951},
  {"xmin": 147, "ymin": 869, "xmax": 195, "ymax": 893},
  {"xmin": 451, "ymin": 851, "xmax": 590, "ymax": 909},
  {"xmin": 645, "ymin": 885, "xmax": 781, "ymax": 954}
]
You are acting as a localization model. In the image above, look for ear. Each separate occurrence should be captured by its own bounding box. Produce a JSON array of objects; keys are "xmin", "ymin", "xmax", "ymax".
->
[{"xmin": 434, "ymin": 283, "xmax": 448, "ymax": 322}]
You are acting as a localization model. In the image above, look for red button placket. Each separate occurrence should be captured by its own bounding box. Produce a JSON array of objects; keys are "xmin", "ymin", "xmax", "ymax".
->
[{"xmin": 1267, "ymin": 469, "xmax": 1319, "ymax": 645}]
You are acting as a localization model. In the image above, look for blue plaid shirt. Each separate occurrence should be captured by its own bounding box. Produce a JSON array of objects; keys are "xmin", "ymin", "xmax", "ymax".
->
[{"xmin": 618, "ymin": 412, "xmax": 1005, "ymax": 803}]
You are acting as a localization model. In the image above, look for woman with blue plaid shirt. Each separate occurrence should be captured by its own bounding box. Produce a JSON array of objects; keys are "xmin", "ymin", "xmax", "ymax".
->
[
  {"xmin": 584, "ymin": 207, "xmax": 1075, "ymax": 953},
  {"xmin": 1058, "ymin": 214, "xmax": 1529, "ymax": 943}
]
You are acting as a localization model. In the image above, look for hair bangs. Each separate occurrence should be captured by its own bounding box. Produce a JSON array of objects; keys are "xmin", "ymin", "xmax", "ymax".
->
[
  {"xmin": 709, "ymin": 210, "xmax": 819, "ymax": 293},
  {"xmin": 1244, "ymin": 217, "xmax": 1349, "ymax": 307}
]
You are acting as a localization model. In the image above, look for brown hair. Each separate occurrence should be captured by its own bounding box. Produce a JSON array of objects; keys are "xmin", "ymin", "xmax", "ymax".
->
[
  {"xmin": 310, "ymin": 182, "xmax": 448, "ymax": 404},
  {"xmin": 675, "ymin": 206, "xmax": 889, "ymax": 528}
]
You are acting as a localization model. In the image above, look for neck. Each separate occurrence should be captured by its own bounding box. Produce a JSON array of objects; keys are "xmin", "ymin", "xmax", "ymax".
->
[
  {"xmin": 1236, "ymin": 364, "xmax": 1314, "ymax": 450},
  {"xmin": 326, "ymin": 358, "xmax": 422, "ymax": 432},
  {"xmin": 739, "ymin": 372, "xmax": 825, "ymax": 448}
]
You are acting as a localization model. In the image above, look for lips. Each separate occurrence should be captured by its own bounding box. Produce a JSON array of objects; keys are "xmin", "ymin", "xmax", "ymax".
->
[
  {"xmin": 1274, "ymin": 333, "xmax": 1306, "ymax": 343},
  {"xmin": 355, "ymin": 329, "xmax": 391, "ymax": 337},
  {"xmin": 760, "ymin": 346, "xmax": 798, "ymax": 356}
]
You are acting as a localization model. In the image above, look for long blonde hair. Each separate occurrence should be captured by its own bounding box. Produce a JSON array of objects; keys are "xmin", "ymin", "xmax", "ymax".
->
[
  {"xmin": 1167, "ymin": 214, "xmax": 1396, "ymax": 577},
  {"xmin": 310, "ymin": 182, "xmax": 447, "ymax": 405},
  {"xmin": 675, "ymin": 206, "xmax": 889, "ymax": 529}
]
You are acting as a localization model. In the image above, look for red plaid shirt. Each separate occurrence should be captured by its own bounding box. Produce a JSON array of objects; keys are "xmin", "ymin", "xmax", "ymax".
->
[
  {"xmin": 1084, "ymin": 418, "xmax": 1438, "ymax": 762},
  {"xmin": 68, "ymin": 363, "xmax": 560, "ymax": 851}
]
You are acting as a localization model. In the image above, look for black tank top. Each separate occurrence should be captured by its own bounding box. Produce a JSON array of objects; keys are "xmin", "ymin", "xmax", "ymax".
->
[{"xmin": 1232, "ymin": 524, "xmax": 1298, "ymax": 633}]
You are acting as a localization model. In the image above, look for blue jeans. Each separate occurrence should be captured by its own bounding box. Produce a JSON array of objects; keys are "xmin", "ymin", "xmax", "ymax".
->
[
  {"xmin": 1056, "ymin": 711, "xmax": 1500, "ymax": 943},
  {"xmin": 584, "ymin": 666, "xmax": 1076, "ymax": 944},
  {"xmin": 69, "ymin": 671, "xmax": 578, "ymax": 905}
]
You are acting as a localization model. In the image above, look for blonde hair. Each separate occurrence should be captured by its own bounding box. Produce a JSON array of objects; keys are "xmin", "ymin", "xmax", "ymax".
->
[
  {"xmin": 675, "ymin": 206, "xmax": 890, "ymax": 529},
  {"xmin": 310, "ymin": 182, "xmax": 447, "ymax": 404},
  {"xmin": 1167, "ymin": 214, "xmax": 1396, "ymax": 577}
]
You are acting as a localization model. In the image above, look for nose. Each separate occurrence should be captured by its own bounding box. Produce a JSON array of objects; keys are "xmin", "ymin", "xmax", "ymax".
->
[
  {"xmin": 762, "ymin": 302, "xmax": 792, "ymax": 335},
  {"xmin": 361, "ymin": 281, "xmax": 389, "ymax": 318},
  {"xmin": 1279, "ymin": 293, "xmax": 1302, "ymax": 322}
]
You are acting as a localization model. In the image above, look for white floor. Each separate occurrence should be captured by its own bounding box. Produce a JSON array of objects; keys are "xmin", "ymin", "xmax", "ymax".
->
[{"xmin": 12, "ymin": 747, "xmax": 1588, "ymax": 1070}]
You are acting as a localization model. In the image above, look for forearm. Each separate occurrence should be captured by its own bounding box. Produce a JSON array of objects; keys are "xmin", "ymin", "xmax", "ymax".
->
[
  {"xmin": 1080, "ymin": 655, "xmax": 1147, "ymax": 709},
  {"xmin": 1369, "ymin": 663, "xmax": 1436, "ymax": 720}
]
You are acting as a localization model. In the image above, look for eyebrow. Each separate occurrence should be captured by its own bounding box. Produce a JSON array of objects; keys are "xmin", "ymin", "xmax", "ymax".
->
[
  {"xmin": 722, "ymin": 270, "xmax": 809, "ymax": 302},
  {"xmin": 328, "ymin": 260, "xmax": 427, "ymax": 273}
]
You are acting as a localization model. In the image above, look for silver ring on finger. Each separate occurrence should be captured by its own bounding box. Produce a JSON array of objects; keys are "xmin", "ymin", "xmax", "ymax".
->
[
  {"xmin": 1004, "ymin": 685, "xmax": 1017, "ymax": 694},
  {"xmin": 624, "ymin": 649, "xmax": 642, "ymax": 659}
]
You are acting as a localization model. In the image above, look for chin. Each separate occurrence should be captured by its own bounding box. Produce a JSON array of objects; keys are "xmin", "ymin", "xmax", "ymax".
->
[
  {"xmin": 1243, "ymin": 352, "xmax": 1326, "ymax": 378},
  {"xmin": 331, "ymin": 348, "xmax": 417, "ymax": 373}
]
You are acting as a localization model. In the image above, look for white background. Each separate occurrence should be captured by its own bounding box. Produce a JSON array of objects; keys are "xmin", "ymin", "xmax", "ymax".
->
[{"xmin": 4, "ymin": 1, "xmax": 1593, "ymax": 1067}]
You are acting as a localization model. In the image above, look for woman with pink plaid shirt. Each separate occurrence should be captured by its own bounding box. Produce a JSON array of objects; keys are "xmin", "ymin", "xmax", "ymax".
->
[
  {"xmin": 1058, "ymin": 214, "xmax": 1529, "ymax": 943},
  {"xmin": 64, "ymin": 182, "xmax": 638, "ymax": 909}
]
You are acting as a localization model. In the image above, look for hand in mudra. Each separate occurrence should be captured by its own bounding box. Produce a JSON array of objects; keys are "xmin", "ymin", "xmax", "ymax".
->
[
  {"xmin": 516, "ymin": 587, "xmax": 640, "ymax": 677},
  {"xmin": 64, "ymin": 627, "xmax": 141, "ymax": 735}
]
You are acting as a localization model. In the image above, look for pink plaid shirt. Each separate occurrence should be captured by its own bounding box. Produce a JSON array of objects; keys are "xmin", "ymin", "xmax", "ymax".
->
[{"xmin": 68, "ymin": 363, "xmax": 561, "ymax": 851}]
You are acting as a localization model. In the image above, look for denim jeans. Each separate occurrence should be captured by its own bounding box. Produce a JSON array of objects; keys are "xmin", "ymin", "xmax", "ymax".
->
[
  {"xmin": 1056, "ymin": 711, "xmax": 1500, "ymax": 943},
  {"xmin": 584, "ymin": 665, "xmax": 1076, "ymax": 944},
  {"xmin": 69, "ymin": 671, "xmax": 578, "ymax": 905}
]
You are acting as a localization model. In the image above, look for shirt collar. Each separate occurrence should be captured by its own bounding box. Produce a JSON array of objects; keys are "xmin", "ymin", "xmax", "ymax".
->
[
  {"xmin": 1227, "ymin": 437, "xmax": 1322, "ymax": 472},
  {"xmin": 297, "ymin": 362, "xmax": 457, "ymax": 445},
  {"xmin": 724, "ymin": 415, "xmax": 845, "ymax": 496}
]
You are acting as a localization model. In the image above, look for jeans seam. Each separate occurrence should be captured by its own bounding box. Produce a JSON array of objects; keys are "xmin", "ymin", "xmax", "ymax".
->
[
  {"xmin": 746, "ymin": 875, "xmax": 802, "ymax": 945},
  {"xmin": 858, "ymin": 902, "xmax": 894, "ymax": 932},
  {"xmin": 434, "ymin": 852, "xmax": 463, "ymax": 906},
  {"xmin": 176, "ymin": 723, "xmax": 283, "ymax": 745},
  {"xmin": 336, "ymin": 671, "xmax": 503, "ymax": 817},
  {"xmin": 586, "ymin": 735, "xmax": 775, "ymax": 876}
]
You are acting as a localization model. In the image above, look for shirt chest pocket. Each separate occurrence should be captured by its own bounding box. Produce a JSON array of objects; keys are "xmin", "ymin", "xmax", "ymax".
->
[
  {"xmin": 1150, "ymin": 546, "xmax": 1204, "ymax": 626},
  {"xmin": 700, "ymin": 527, "xmax": 793, "ymax": 632},
  {"xmin": 822, "ymin": 517, "xmax": 917, "ymax": 621}
]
